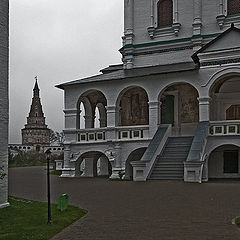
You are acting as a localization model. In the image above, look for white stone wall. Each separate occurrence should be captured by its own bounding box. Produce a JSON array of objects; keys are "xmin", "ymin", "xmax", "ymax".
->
[
  {"xmin": 122, "ymin": 0, "xmax": 240, "ymax": 68},
  {"xmin": 63, "ymin": 66, "xmax": 240, "ymax": 130},
  {"xmin": 0, "ymin": 0, "xmax": 9, "ymax": 208},
  {"xmin": 61, "ymin": 0, "xmax": 240, "ymax": 180}
]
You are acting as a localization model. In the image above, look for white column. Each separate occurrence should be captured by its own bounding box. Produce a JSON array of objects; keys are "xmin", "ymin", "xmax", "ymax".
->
[
  {"xmin": 64, "ymin": 109, "xmax": 78, "ymax": 129},
  {"xmin": 82, "ymin": 158, "xmax": 96, "ymax": 177},
  {"xmin": 173, "ymin": 0, "xmax": 179, "ymax": 23},
  {"xmin": 84, "ymin": 115, "xmax": 94, "ymax": 128},
  {"xmin": 63, "ymin": 143, "xmax": 71, "ymax": 169},
  {"xmin": 0, "ymin": 0, "xmax": 9, "ymax": 208},
  {"xmin": 106, "ymin": 105, "xmax": 117, "ymax": 127},
  {"xmin": 198, "ymin": 97, "xmax": 211, "ymax": 121},
  {"xmin": 98, "ymin": 157, "xmax": 109, "ymax": 176},
  {"xmin": 150, "ymin": 0, "xmax": 154, "ymax": 27},
  {"xmin": 148, "ymin": 101, "xmax": 160, "ymax": 137},
  {"xmin": 124, "ymin": 0, "xmax": 134, "ymax": 39},
  {"xmin": 192, "ymin": 0, "xmax": 202, "ymax": 36},
  {"xmin": 99, "ymin": 117, "xmax": 107, "ymax": 128}
]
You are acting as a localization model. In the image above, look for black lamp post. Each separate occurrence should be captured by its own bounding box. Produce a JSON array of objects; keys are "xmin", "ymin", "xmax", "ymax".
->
[{"xmin": 45, "ymin": 148, "xmax": 52, "ymax": 224}]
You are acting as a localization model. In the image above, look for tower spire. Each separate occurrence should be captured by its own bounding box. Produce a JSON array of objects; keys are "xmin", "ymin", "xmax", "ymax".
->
[{"xmin": 33, "ymin": 76, "xmax": 39, "ymax": 91}]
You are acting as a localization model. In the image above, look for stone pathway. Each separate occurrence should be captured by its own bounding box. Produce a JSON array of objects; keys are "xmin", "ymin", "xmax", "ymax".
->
[{"xmin": 9, "ymin": 167, "xmax": 240, "ymax": 240}]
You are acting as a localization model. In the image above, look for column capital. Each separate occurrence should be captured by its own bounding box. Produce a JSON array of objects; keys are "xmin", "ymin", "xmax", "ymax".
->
[
  {"xmin": 198, "ymin": 97, "xmax": 211, "ymax": 105},
  {"xmin": 106, "ymin": 105, "xmax": 119, "ymax": 112},
  {"xmin": 148, "ymin": 101, "xmax": 161, "ymax": 108},
  {"xmin": 84, "ymin": 115, "xmax": 95, "ymax": 120},
  {"xmin": 63, "ymin": 109, "xmax": 78, "ymax": 115}
]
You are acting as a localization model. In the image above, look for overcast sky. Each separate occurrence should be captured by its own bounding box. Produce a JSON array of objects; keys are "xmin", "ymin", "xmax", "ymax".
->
[{"xmin": 9, "ymin": 0, "xmax": 123, "ymax": 143}]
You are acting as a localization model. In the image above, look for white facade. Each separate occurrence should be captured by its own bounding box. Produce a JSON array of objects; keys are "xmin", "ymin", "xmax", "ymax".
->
[
  {"xmin": 0, "ymin": 0, "xmax": 9, "ymax": 208},
  {"xmin": 57, "ymin": 0, "xmax": 240, "ymax": 182}
]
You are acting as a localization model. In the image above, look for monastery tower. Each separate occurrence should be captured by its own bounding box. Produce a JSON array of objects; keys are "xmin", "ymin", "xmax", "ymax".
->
[{"xmin": 22, "ymin": 79, "xmax": 50, "ymax": 151}]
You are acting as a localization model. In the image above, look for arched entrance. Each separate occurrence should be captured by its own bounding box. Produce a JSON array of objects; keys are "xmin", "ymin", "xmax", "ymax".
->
[
  {"xmin": 75, "ymin": 151, "xmax": 112, "ymax": 178},
  {"xmin": 117, "ymin": 86, "xmax": 149, "ymax": 126},
  {"xmin": 210, "ymin": 75, "xmax": 240, "ymax": 121},
  {"xmin": 208, "ymin": 145, "xmax": 240, "ymax": 179},
  {"xmin": 125, "ymin": 147, "xmax": 147, "ymax": 179},
  {"xmin": 159, "ymin": 83, "xmax": 199, "ymax": 136},
  {"xmin": 76, "ymin": 90, "xmax": 107, "ymax": 129}
]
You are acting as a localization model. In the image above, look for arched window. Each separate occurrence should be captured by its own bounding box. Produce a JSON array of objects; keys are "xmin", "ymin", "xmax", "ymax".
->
[
  {"xmin": 228, "ymin": 0, "xmax": 240, "ymax": 15},
  {"xmin": 157, "ymin": 0, "xmax": 173, "ymax": 27}
]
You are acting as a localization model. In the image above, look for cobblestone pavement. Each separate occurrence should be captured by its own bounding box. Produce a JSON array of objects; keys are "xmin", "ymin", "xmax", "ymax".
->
[{"xmin": 9, "ymin": 167, "xmax": 240, "ymax": 240}]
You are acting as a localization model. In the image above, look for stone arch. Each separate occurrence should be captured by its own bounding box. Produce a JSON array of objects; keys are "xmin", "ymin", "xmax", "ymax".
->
[
  {"xmin": 208, "ymin": 144, "xmax": 240, "ymax": 179},
  {"xmin": 206, "ymin": 67, "xmax": 240, "ymax": 93},
  {"xmin": 158, "ymin": 82, "xmax": 199, "ymax": 136},
  {"xmin": 116, "ymin": 86, "xmax": 149, "ymax": 126},
  {"xmin": 76, "ymin": 96, "xmax": 92, "ymax": 129},
  {"xmin": 76, "ymin": 89, "xmax": 107, "ymax": 129},
  {"xmin": 125, "ymin": 147, "xmax": 147, "ymax": 179},
  {"xmin": 75, "ymin": 151, "xmax": 112, "ymax": 178},
  {"xmin": 208, "ymin": 71, "xmax": 240, "ymax": 121}
]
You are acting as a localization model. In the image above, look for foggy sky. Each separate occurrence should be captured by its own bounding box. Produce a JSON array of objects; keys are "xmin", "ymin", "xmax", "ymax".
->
[{"xmin": 9, "ymin": 0, "xmax": 123, "ymax": 143}]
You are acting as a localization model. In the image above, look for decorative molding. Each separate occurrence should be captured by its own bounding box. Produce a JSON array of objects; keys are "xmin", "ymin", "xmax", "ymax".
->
[
  {"xmin": 200, "ymin": 58, "xmax": 240, "ymax": 67},
  {"xmin": 216, "ymin": 15, "xmax": 226, "ymax": 29},
  {"xmin": 131, "ymin": 45, "xmax": 193, "ymax": 57},
  {"xmin": 148, "ymin": 0, "xmax": 181, "ymax": 38},
  {"xmin": 217, "ymin": 13, "xmax": 240, "ymax": 29}
]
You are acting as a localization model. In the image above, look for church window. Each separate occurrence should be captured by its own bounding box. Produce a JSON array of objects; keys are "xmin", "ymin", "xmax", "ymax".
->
[
  {"xmin": 227, "ymin": 0, "xmax": 240, "ymax": 15},
  {"xmin": 157, "ymin": 0, "xmax": 173, "ymax": 27}
]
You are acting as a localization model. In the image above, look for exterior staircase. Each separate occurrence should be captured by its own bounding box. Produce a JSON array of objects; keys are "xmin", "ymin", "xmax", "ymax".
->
[{"xmin": 149, "ymin": 136, "xmax": 193, "ymax": 180}]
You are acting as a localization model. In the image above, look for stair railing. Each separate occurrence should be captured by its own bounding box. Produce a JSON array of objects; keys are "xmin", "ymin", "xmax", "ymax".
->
[
  {"xmin": 186, "ymin": 121, "xmax": 209, "ymax": 163},
  {"xmin": 131, "ymin": 124, "xmax": 171, "ymax": 181},
  {"xmin": 198, "ymin": 153, "xmax": 208, "ymax": 184}
]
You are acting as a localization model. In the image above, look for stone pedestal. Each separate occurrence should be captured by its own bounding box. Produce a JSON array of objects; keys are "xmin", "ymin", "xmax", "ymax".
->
[
  {"xmin": 110, "ymin": 167, "xmax": 125, "ymax": 179},
  {"xmin": 184, "ymin": 162, "xmax": 202, "ymax": 182},
  {"xmin": 131, "ymin": 161, "xmax": 148, "ymax": 181}
]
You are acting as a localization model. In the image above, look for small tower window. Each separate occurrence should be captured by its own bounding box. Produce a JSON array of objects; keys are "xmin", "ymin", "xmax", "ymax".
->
[
  {"xmin": 36, "ymin": 113, "xmax": 38, "ymax": 117},
  {"xmin": 157, "ymin": 0, "xmax": 173, "ymax": 27},
  {"xmin": 228, "ymin": 0, "xmax": 240, "ymax": 15}
]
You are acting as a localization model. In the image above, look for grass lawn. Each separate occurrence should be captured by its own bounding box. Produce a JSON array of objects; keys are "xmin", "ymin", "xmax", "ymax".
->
[
  {"xmin": 8, "ymin": 162, "xmax": 46, "ymax": 168},
  {"xmin": 0, "ymin": 197, "xmax": 87, "ymax": 240},
  {"xmin": 50, "ymin": 170, "xmax": 62, "ymax": 176}
]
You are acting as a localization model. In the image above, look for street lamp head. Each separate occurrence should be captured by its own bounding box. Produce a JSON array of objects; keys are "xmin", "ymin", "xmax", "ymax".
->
[{"xmin": 45, "ymin": 148, "xmax": 52, "ymax": 159}]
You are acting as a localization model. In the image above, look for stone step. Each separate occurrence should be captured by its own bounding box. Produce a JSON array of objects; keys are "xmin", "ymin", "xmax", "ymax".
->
[
  {"xmin": 157, "ymin": 156, "xmax": 185, "ymax": 161},
  {"xmin": 150, "ymin": 176, "xmax": 183, "ymax": 180},
  {"xmin": 154, "ymin": 166, "xmax": 183, "ymax": 170},
  {"xmin": 148, "ymin": 136, "xmax": 193, "ymax": 180}
]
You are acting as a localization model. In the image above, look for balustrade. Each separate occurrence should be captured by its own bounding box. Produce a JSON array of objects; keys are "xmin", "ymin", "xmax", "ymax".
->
[
  {"xmin": 209, "ymin": 120, "xmax": 240, "ymax": 136},
  {"xmin": 71, "ymin": 125, "xmax": 149, "ymax": 143}
]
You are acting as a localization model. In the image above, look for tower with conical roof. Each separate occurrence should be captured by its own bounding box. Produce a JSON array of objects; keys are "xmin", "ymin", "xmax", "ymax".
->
[{"xmin": 22, "ymin": 78, "xmax": 50, "ymax": 151}]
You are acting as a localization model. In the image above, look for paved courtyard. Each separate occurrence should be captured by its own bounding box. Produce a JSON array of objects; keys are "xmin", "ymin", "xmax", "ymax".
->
[{"xmin": 9, "ymin": 167, "xmax": 240, "ymax": 240}]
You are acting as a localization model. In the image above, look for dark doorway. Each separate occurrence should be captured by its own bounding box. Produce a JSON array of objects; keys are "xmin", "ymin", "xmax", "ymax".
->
[
  {"xmin": 223, "ymin": 150, "xmax": 239, "ymax": 173},
  {"xmin": 161, "ymin": 95, "xmax": 174, "ymax": 125}
]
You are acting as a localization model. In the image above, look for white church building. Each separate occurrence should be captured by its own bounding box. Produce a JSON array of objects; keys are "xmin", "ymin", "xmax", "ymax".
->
[{"xmin": 57, "ymin": 0, "xmax": 240, "ymax": 182}]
